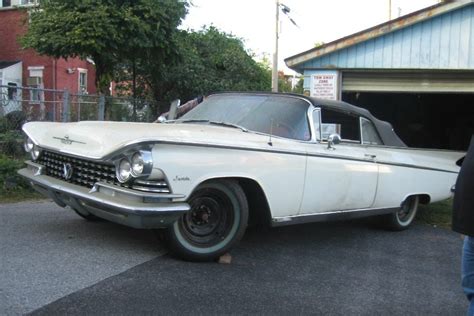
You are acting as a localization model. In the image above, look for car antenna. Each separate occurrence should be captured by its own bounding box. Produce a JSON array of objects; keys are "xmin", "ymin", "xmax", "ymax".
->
[{"xmin": 268, "ymin": 118, "xmax": 273, "ymax": 146}]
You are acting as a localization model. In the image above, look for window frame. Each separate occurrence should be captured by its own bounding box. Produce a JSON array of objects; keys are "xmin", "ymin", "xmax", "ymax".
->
[
  {"xmin": 7, "ymin": 82, "xmax": 17, "ymax": 100},
  {"xmin": 318, "ymin": 107, "xmax": 361, "ymax": 144},
  {"xmin": 78, "ymin": 69, "xmax": 88, "ymax": 94},
  {"xmin": 1, "ymin": 0, "xmax": 12, "ymax": 8},
  {"xmin": 310, "ymin": 107, "xmax": 322, "ymax": 142},
  {"xmin": 359, "ymin": 116, "xmax": 384, "ymax": 146}
]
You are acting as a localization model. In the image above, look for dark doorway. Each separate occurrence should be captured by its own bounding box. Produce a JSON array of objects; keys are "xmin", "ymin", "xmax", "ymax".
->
[{"xmin": 342, "ymin": 92, "xmax": 474, "ymax": 151}]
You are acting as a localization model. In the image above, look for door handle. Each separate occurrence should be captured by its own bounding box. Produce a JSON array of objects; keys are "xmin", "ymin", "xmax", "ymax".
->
[{"xmin": 364, "ymin": 154, "xmax": 377, "ymax": 159}]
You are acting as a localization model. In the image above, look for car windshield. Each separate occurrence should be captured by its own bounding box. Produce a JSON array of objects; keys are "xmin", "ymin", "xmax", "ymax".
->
[{"xmin": 177, "ymin": 94, "xmax": 311, "ymax": 141}]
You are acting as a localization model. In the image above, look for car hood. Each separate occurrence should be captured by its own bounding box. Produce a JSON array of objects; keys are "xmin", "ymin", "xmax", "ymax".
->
[{"xmin": 22, "ymin": 121, "xmax": 272, "ymax": 159}]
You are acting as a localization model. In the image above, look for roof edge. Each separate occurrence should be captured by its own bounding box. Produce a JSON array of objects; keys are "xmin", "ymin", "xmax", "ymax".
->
[{"xmin": 285, "ymin": 0, "xmax": 473, "ymax": 70}]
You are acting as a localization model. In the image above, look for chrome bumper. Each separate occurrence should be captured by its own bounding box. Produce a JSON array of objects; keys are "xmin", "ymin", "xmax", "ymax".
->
[{"xmin": 18, "ymin": 161, "xmax": 190, "ymax": 229}]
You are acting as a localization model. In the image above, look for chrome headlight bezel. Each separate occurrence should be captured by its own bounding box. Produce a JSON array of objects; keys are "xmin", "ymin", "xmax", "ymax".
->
[
  {"xmin": 24, "ymin": 137, "xmax": 34, "ymax": 153},
  {"xmin": 131, "ymin": 152, "xmax": 145, "ymax": 176},
  {"xmin": 114, "ymin": 149, "xmax": 153, "ymax": 183},
  {"xmin": 130, "ymin": 150, "xmax": 153, "ymax": 177},
  {"xmin": 30, "ymin": 144, "xmax": 41, "ymax": 160},
  {"xmin": 116, "ymin": 158, "xmax": 132, "ymax": 183}
]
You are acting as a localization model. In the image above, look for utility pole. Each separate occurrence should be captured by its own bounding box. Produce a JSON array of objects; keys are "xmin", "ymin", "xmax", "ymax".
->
[
  {"xmin": 388, "ymin": 0, "xmax": 392, "ymax": 20},
  {"xmin": 272, "ymin": 0, "xmax": 279, "ymax": 92}
]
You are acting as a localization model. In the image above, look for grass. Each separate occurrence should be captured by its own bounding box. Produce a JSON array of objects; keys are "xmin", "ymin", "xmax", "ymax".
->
[
  {"xmin": 416, "ymin": 198, "xmax": 453, "ymax": 228},
  {"xmin": 0, "ymin": 189, "xmax": 43, "ymax": 204}
]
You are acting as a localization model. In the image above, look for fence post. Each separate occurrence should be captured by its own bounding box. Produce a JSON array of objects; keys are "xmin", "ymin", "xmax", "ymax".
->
[
  {"xmin": 98, "ymin": 95, "xmax": 105, "ymax": 121},
  {"xmin": 62, "ymin": 90, "xmax": 70, "ymax": 122}
]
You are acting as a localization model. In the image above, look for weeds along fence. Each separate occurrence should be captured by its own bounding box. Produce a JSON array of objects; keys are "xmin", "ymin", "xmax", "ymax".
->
[{"xmin": 0, "ymin": 84, "xmax": 158, "ymax": 158}]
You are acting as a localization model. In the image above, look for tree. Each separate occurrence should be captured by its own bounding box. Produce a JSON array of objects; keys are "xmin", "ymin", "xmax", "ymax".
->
[
  {"xmin": 122, "ymin": 26, "xmax": 272, "ymax": 114},
  {"xmin": 293, "ymin": 77, "xmax": 304, "ymax": 94},
  {"xmin": 278, "ymin": 71, "xmax": 292, "ymax": 93},
  {"xmin": 22, "ymin": 0, "xmax": 188, "ymax": 95}
]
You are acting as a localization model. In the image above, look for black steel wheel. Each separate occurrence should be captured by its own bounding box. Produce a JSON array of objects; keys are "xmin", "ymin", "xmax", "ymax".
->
[
  {"xmin": 164, "ymin": 180, "xmax": 248, "ymax": 261},
  {"xmin": 383, "ymin": 196, "xmax": 419, "ymax": 231}
]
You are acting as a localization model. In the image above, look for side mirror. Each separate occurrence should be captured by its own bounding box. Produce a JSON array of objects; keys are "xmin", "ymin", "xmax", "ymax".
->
[
  {"xmin": 168, "ymin": 99, "xmax": 181, "ymax": 120},
  {"xmin": 327, "ymin": 133, "xmax": 341, "ymax": 150}
]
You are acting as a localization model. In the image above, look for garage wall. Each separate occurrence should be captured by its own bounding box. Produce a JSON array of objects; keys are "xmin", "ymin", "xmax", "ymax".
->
[{"xmin": 299, "ymin": 4, "xmax": 474, "ymax": 71}]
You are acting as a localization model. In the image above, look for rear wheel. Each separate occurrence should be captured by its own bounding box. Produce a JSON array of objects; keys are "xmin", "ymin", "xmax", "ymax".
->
[
  {"xmin": 383, "ymin": 196, "xmax": 419, "ymax": 231},
  {"xmin": 164, "ymin": 180, "xmax": 248, "ymax": 261}
]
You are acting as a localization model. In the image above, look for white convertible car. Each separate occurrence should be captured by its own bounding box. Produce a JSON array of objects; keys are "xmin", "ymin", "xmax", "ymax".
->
[{"xmin": 19, "ymin": 92, "xmax": 464, "ymax": 261}]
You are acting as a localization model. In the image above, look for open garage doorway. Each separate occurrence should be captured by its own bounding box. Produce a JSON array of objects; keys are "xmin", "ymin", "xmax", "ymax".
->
[{"xmin": 342, "ymin": 92, "xmax": 474, "ymax": 151}]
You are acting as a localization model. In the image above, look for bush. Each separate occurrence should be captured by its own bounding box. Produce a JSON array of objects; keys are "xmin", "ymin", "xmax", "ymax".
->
[{"xmin": 0, "ymin": 130, "xmax": 24, "ymax": 158}]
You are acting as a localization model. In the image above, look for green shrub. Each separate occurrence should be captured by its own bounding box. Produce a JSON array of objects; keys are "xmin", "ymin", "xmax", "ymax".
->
[
  {"xmin": 0, "ymin": 154, "xmax": 40, "ymax": 202},
  {"xmin": 0, "ymin": 130, "xmax": 24, "ymax": 158}
]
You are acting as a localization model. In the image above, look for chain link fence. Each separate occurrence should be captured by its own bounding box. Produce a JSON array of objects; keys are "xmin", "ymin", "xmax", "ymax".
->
[{"xmin": 0, "ymin": 85, "xmax": 158, "ymax": 158}]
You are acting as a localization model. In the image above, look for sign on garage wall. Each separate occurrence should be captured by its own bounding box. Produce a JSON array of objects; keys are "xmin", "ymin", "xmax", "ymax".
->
[{"xmin": 310, "ymin": 70, "xmax": 341, "ymax": 100}]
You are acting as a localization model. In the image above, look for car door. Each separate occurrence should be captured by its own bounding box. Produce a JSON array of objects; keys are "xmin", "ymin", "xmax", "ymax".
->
[{"xmin": 299, "ymin": 108, "xmax": 379, "ymax": 215}]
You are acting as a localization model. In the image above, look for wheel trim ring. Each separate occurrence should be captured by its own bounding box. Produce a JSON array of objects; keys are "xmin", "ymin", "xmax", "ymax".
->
[
  {"xmin": 396, "ymin": 197, "xmax": 417, "ymax": 225},
  {"xmin": 173, "ymin": 185, "xmax": 241, "ymax": 254}
]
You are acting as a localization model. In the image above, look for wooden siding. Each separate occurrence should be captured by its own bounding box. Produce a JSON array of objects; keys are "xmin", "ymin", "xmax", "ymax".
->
[{"xmin": 298, "ymin": 4, "xmax": 473, "ymax": 71}]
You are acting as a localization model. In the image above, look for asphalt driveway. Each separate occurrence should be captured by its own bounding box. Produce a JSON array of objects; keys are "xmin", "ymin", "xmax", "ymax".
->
[{"xmin": 0, "ymin": 201, "xmax": 467, "ymax": 315}]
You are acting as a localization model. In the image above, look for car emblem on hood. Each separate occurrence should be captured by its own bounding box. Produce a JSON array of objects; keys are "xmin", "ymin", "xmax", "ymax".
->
[
  {"xmin": 63, "ymin": 163, "xmax": 73, "ymax": 180},
  {"xmin": 53, "ymin": 135, "xmax": 86, "ymax": 145}
]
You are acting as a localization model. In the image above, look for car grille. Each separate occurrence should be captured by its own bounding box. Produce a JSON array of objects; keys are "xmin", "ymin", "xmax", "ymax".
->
[
  {"xmin": 38, "ymin": 151, "xmax": 118, "ymax": 188},
  {"xmin": 37, "ymin": 151, "xmax": 171, "ymax": 193}
]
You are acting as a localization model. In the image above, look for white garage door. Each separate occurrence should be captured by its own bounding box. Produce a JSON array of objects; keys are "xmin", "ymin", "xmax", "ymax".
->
[{"xmin": 342, "ymin": 72, "xmax": 474, "ymax": 93}]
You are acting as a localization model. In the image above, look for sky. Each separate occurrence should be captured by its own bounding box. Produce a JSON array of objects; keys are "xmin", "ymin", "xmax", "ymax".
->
[{"xmin": 181, "ymin": 0, "xmax": 439, "ymax": 74}]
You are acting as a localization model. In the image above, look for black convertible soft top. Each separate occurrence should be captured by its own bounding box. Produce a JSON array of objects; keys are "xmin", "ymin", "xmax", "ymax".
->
[
  {"xmin": 209, "ymin": 92, "xmax": 407, "ymax": 147},
  {"xmin": 307, "ymin": 96, "xmax": 407, "ymax": 147}
]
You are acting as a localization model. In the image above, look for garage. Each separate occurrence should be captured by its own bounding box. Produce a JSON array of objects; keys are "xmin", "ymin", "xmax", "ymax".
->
[
  {"xmin": 285, "ymin": 1, "xmax": 474, "ymax": 150},
  {"xmin": 343, "ymin": 71, "xmax": 474, "ymax": 150}
]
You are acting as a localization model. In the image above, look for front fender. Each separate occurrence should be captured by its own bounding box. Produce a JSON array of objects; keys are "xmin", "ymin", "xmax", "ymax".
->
[{"xmin": 152, "ymin": 143, "xmax": 306, "ymax": 218}]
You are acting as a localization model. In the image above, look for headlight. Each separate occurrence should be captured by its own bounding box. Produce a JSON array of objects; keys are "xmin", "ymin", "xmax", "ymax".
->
[
  {"xmin": 131, "ymin": 152, "xmax": 144, "ymax": 176},
  {"xmin": 30, "ymin": 144, "xmax": 41, "ymax": 160},
  {"xmin": 24, "ymin": 138, "xmax": 34, "ymax": 153},
  {"xmin": 117, "ymin": 158, "xmax": 132, "ymax": 183}
]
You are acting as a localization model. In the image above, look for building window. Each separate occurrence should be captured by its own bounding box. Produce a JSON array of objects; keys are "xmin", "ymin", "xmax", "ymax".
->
[
  {"xmin": 27, "ymin": 77, "xmax": 43, "ymax": 103},
  {"xmin": 79, "ymin": 70, "xmax": 87, "ymax": 94},
  {"xmin": 20, "ymin": 0, "xmax": 38, "ymax": 5},
  {"xmin": 7, "ymin": 82, "xmax": 17, "ymax": 100},
  {"xmin": 1, "ymin": 0, "xmax": 12, "ymax": 7}
]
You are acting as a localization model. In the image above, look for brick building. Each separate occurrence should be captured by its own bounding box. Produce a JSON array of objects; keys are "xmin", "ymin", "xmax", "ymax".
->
[{"xmin": 0, "ymin": 0, "xmax": 96, "ymax": 95}]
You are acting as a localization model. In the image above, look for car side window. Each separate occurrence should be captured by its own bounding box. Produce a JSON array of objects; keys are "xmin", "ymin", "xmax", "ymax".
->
[
  {"xmin": 320, "ymin": 108, "xmax": 360, "ymax": 143},
  {"xmin": 360, "ymin": 117, "xmax": 383, "ymax": 145}
]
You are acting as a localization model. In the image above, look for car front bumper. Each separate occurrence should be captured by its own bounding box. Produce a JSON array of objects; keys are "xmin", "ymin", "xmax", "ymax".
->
[{"xmin": 18, "ymin": 161, "xmax": 190, "ymax": 229}]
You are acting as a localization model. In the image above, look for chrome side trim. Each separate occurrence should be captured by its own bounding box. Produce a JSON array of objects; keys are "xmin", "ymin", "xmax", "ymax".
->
[
  {"xmin": 130, "ymin": 185, "xmax": 170, "ymax": 193},
  {"xmin": 91, "ymin": 182, "xmax": 183, "ymax": 199},
  {"xmin": 271, "ymin": 207, "xmax": 398, "ymax": 227},
  {"xmin": 149, "ymin": 141, "xmax": 458, "ymax": 174},
  {"xmin": 135, "ymin": 179, "xmax": 168, "ymax": 186}
]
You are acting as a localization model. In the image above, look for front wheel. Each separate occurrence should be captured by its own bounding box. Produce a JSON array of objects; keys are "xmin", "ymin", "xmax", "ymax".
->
[
  {"xmin": 164, "ymin": 180, "xmax": 248, "ymax": 261},
  {"xmin": 383, "ymin": 196, "xmax": 419, "ymax": 231}
]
